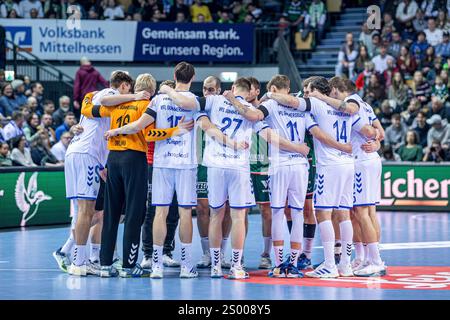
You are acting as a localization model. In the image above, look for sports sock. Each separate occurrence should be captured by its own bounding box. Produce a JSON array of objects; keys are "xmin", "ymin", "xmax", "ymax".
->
[
  {"xmin": 339, "ymin": 220, "xmax": 353, "ymax": 264},
  {"xmin": 273, "ymin": 246, "xmax": 284, "ymax": 266},
  {"xmin": 221, "ymin": 237, "xmax": 229, "ymax": 253},
  {"xmin": 263, "ymin": 237, "xmax": 272, "ymax": 256},
  {"xmin": 90, "ymin": 243, "xmax": 100, "ymax": 263},
  {"xmin": 290, "ymin": 249, "xmax": 300, "ymax": 266},
  {"xmin": 363, "ymin": 243, "xmax": 369, "ymax": 263},
  {"xmin": 73, "ymin": 245, "xmax": 86, "ymax": 266},
  {"xmin": 303, "ymin": 223, "xmax": 316, "ymax": 259},
  {"xmin": 210, "ymin": 248, "xmax": 221, "ymax": 267},
  {"xmin": 368, "ymin": 242, "xmax": 383, "ymax": 265},
  {"xmin": 152, "ymin": 245, "xmax": 163, "ymax": 267},
  {"xmin": 180, "ymin": 242, "xmax": 192, "ymax": 267},
  {"xmin": 231, "ymin": 249, "xmax": 243, "ymax": 268},
  {"xmin": 61, "ymin": 231, "xmax": 75, "ymax": 255},
  {"xmin": 334, "ymin": 239, "xmax": 342, "ymax": 255},
  {"xmin": 354, "ymin": 242, "xmax": 364, "ymax": 261},
  {"xmin": 200, "ymin": 237, "xmax": 209, "ymax": 255},
  {"xmin": 319, "ymin": 220, "xmax": 335, "ymax": 268}
]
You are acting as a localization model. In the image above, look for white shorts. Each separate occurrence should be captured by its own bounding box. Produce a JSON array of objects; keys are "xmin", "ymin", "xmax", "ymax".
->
[
  {"xmin": 269, "ymin": 164, "xmax": 309, "ymax": 210},
  {"xmin": 313, "ymin": 163, "xmax": 354, "ymax": 211},
  {"xmin": 353, "ymin": 158, "xmax": 382, "ymax": 207},
  {"xmin": 207, "ymin": 167, "xmax": 255, "ymax": 209},
  {"xmin": 65, "ymin": 153, "xmax": 102, "ymax": 200},
  {"xmin": 151, "ymin": 167, "xmax": 197, "ymax": 207}
]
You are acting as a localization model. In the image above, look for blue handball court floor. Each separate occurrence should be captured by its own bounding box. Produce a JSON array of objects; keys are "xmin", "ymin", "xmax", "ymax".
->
[{"xmin": 0, "ymin": 212, "xmax": 449, "ymax": 300}]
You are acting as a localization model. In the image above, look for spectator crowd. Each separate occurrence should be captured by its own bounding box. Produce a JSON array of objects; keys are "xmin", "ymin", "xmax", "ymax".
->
[{"xmin": 335, "ymin": 0, "xmax": 450, "ymax": 162}]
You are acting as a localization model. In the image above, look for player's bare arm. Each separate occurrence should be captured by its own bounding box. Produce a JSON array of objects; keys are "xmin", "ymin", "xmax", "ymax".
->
[
  {"xmin": 100, "ymin": 91, "xmax": 150, "ymax": 106},
  {"xmin": 309, "ymin": 125, "xmax": 352, "ymax": 154},
  {"xmin": 359, "ymin": 124, "xmax": 378, "ymax": 140},
  {"xmin": 258, "ymin": 127, "xmax": 310, "ymax": 156},
  {"xmin": 105, "ymin": 112, "xmax": 155, "ymax": 139},
  {"xmin": 361, "ymin": 140, "xmax": 381, "ymax": 153},
  {"xmin": 308, "ymin": 90, "xmax": 359, "ymax": 115},
  {"xmin": 372, "ymin": 119, "xmax": 385, "ymax": 141},
  {"xmin": 159, "ymin": 85, "xmax": 198, "ymax": 110},
  {"xmin": 197, "ymin": 116, "xmax": 249, "ymax": 151},
  {"xmin": 267, "ymin": 92, "xmax": 301, "ymax": 108},
  {"xmin": 223, "ymin": 90, "xmax": 265, "ymax": 121}
]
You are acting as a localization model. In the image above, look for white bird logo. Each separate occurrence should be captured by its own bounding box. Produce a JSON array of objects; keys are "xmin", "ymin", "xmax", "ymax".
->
[{"xmin": 15, "ymin": 172, "xmax": 52, "ymax": 227}]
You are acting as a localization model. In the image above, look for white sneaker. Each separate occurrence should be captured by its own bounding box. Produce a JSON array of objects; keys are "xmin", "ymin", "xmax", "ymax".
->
[
  {"xmin": 163, "ymin": 254, "xmax": 180, "ymax": 268},
  {"xmin": 258, "ymin": 255, "xmax": 272, "ymax": 269},
  {"xmin": 141, "ymin": 256, "xmax": 152, "ymax": 270},
  {"xmin": 196, "ymin": 252, "xmax": 211, "ymax": 268},
  {"xmin": 351, "ymin": 258, "xmax": 364, "ymax": 271},
  {"xmin": 354, "ymin": 262, "xmax": 387, "ymax": 277},
  {"xmin": 86, "ymin": 260, "xmax": 101, "ymax": 276},
  {"xmin": 221, "ymin": 253, "xmax": 231, "ymax": 269},
  {"xmin": 180, "ymin": 265, "xmax": 198, "ymax": 278},
  {"xmin": 305, "ymin": 263, "xmax": 339, "ymax": 278},
  {"xmin": 228, "ymin": 266, "xmax": 249, "ymax": 279},
  {"xmin": 68, "ymin": 263, "xmax": 87, "ymax": 276},
  {"xmin": 150, "ymin": 264, "xmax": 164, "ymax": 279},
  {"xmin": 112, "ymin": 257, "xmax": 122, "ymax": 270},
  {"xmin": 211, "ymin": 265, "xmax": 223, "ymax": 278},
  {"xmin": 53, "ymin": 248, "xmax": 70, "ymax": 273},
  {"xmin": 337, "ymin": 262, "xmax": 354, "ymax": 277}
]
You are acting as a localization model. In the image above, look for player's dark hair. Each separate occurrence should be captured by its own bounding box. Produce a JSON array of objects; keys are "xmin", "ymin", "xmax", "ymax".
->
[
  {"xmin": 343, "ymin": 79, "xmax": 357, "ymax": 93},
  {"xmin": 110, "ymin": 71, "xmax": 133, "ymax": 89},
  {"xmin": 308, "ymin": 76, "xmax": 331, "ymax": 96},
  {"xmin": 11, "ymin": 110, "xmax": 24, "ymax": 121},
  {"xmin": 328, "ymin": 77, "xmax": 346, "ymax": 93},
  {"xmin": 233, "ymin": 77, "xmax": 251, "ymax": 92},
  {"xmin": 246, "ymin": 76, "xmax": 260, "ymax": 90},
  {"xmin": 174, "ymin": 61, "xmax": 195, "ymax": 84}
]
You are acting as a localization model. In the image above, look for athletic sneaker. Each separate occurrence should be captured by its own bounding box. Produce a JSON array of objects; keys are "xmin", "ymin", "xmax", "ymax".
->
[
  {"xmin": 180, "ymin": 265, "xmax": 198, "ymax": 278},
  {"xmin": 99, "ymin": 265, "xmax": 119, "ymax": 278},
  {"xmin": 297, "ymin": 253, "xmax": 312, "ymax": 270},
  {"xmin": 221, "ymin": 253, "xmax": 231, "ymax": 269},
  {"xmin": 285, "ymin": 263, "xmax": 303, "ymax": 278},
  {"xmin": 305, "ymin": 263, "xmax": 339, "ymax": 278},
  {"xmin": 112, "ymin": 257, "xmax": 123, "ymax": 270},
  {"xmin": 258, "ymin": 254, "xmax": 272, "ymax": 269},
  {"xmin": 354, "ymin": 262, "xmax": 387, "ymax": 277},
  {"xmin": 268, "ymin": 262, "xmax": 288, "ymax": 278},
  {"xmin": 119, "ymin": 264, "xmax": 151, "ymax": 278},
  {"xmin": 53, "ymin": 247, "xmax": 70, "ymax": 273},
  {"xmin": 211, "ymin": 265, "xmax": 223, "ymax": 278},
  {"xmin": 150, "ymin": 265, "xmax": 164, "ymax": 279},
  {"xmin": 87, "ymin": 260, "xmax": 101, "ymax": 276},
  {"xmin": 196, "ymin": 252, "xmax": 212, "ymax": 269},
  {"xmin": 228, "ymin": 266, "xmax": 249, "ymax": 280},
  {"xmin": 163, "ymin": 253, "xmax": 180, "ymax": 268},
  {"xmin": 68, "ymin": 263, "xmax": 87, "ymax": 276},
  {"xmin": 337, "ymin": 263, "xmax": 354, "ymax": 277},
  {"xmin": 351, "ymin": 258, "xmax": 364, "ymax": 271},
  {"xmin": 141, "ymin": 256, "xmax": 152, "ymax": 270}
]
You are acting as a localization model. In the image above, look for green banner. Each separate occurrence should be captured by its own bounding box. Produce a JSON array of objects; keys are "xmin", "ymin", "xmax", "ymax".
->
[
  {"xmin": 379, "ymin": 163, "xmax": 450, "ymax": 212},
  {"xmin": 0, "ymin": 169, "xmax": 70, "ymax": 228}
]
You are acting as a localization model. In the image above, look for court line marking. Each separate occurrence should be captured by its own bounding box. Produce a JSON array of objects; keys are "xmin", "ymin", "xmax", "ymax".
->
[{"xmin": 312, "ymin": 241, "xmax": 450, "ymax": 250}]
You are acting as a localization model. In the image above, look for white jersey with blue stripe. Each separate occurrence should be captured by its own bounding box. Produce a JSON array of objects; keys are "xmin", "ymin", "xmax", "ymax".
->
[
  {"xmin": 66, "ymin": 88, "xmax": 118, "ymax": 167},
  {"xmin": 346, "ymin": 93, "xmax": 380, "ymax": 162},
  {"xmin": 300, "ymin": 96, "xmax": 359, "ymax": 166},
  {"xmin": 150, "ymin": 91, "xmax": 201, "ymax": 169},
  {"xmin": 258, "ymin": 98, "xmax": 316, "ymax": 167},
  {"xmin": 199, "ymin": 95, "xmax": 268, "ymax": 172}
]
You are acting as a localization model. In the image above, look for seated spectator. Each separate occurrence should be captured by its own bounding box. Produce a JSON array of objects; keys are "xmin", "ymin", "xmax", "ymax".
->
[
  {"xmin": 395, "ymin": 0, "xmax": 419, "ymax": 28},
  {"xmin": 174, "ymin": 11, "xmax": 187, "ymax": 22},
  {"xmin": 426, "ymin": 114, "xmax": 450, "ymax": 148},
  {"xmin": 388, "ymin": 31, "xmax": 403, "ymax": 58},
  {"xmin": 424, "ymin": 17, "xmax": 443, "ymax": 46},
  {"xmin": 307, "ymin": 0, "xmax": 326, "ymax": 40},
  {"xmin": 23, "ymin": 112, "xmax": 41, "ymax": 144},
  {"xmin": 382, "ymin": 12, "xmax": 396, "ymax": 36},
  {"xmin": 102, "ymin": 0, "xmax": 124, "ymax": 20},
  {"xmin": 30, "ymin": 7, "xmax": 39, "ymax": 18},
  {"xmin": 88, "ymin": 1, "xmax": 104, "ymax": 20},
  {"xmin": 354, "ymin": 45, "xmax": 371, "ymax": 76},
  {"xmin": 190, "ymin": 0, "xmax": 212, "ymax": 22},
  {"xmin": 411, "ymin": 71, "xmax": 432, "ymax": 105},
  {"xmin": 359, "ymin": 23, "xmax": 377, "ymax": 57},
  {"xmin": 149, "ymin": 8, "xmax": 164, "ymax": 22},
  {"xmin": 27, "ymin": 96, "xmax": 38, "ymax": 114},
  {"xmin": 370, "ymin": 33, "xmax": 382, "ymax": 57},
  {"xmin": 0, "ymin": 83, "xmax": 20, "ymax": 117},
  {"xmin": 381, "ymin": 145, "xmax": 401, "ymax": 161},
  {"xmin": 413, "ymin": 9, "xmax": 427, "ymax": 32},
  {"xmin": 218, "ymin": 11, "xmax": 233, "ymax": 23},
  {"xmin": 397, "ymin": 130, "xmax": 423, "ymax": 161},
  {"xmin": 436, "ymin": 9, "xmax": 450, "ymax": 31},
  {"xmin": 10, "ymin": 135, "xmax": 35, "ymax": 166},
  {"xmin": 53, "ymin": 96, "xmax": 71, "ymax": 128},
  {"xmin": 243, "ymin": 13, "xmax": 254, "ymax": 23},
  {"xmin": 355, "ymin": 61, "xmax": 376, "ymax": 92},
  {"xmin": 401, "ymin": 98, "xmax": 421, "ymax": 126},
  {"xmin": 427, "ymin": 96, "xmax": 448, "ymax": 120},
  {"xmin": 382, "ymin": 57, "xmax": 399, "ymax": 88},
  {"xmin": 247, "ymin": 2, "xmax": 262, "ymax": 21},
  {"xmin": 42, "ymin": 100, "xmax": 55, "ymax": 116},
  {"xmin": 30, "ymin": 131, "xmax": 61, "ymax": 166},
  {"xmin": 41, "ymin": 113, "xmax": 56, "ymax": 146},
  {"xmin": 55, "ymin": 112, "xmax": 76, "ymax": 141},
  {"xmin": 423, "ymin": 140, "xmax": 446, "ymax": 162},
  {"xmin": 229, "ymin": 0, "xmax": 248, "ymax": 23},
  {"xmin": 385, "ymin": 113, "xmax": 408, "ymax": 151},
  {"xmin": 18, "ymin": 0, "xmax": 44, "ymax": 18},
  {"xmin": 435, "ymin": 31, "xmax": 450, "ymax": 59},
  {"xmin": 421, "ymin": 46, "xmax": 436, "ymax": 76},
  {"xmin": 0, "ymin": 142, "xmax": 12, "ymax": 167},
  {"xmin": 397, "ymin": 45, "xmax": 417, "ymax": 79},
  {"xmin": 50, "ymin": 131, "xmax": 72, "ymax": 162},
  {"xmin": 410, "ymin": 31, "xmax": 430, "ymax": 62},
  {"xmin": 11, "ymin": 80, "xmax": 27, "ymax": 107},
  {"xmin": 30, "ymin": 82, "xmax": 44, "ymax": 115},
  {"xmin": 389, "ymin": 71, "xmax": 412, "ymax": 111},
  {"xmin": 440, "ymin": 68, "xmax": 449, "ymax": 86},
  {"xmin": 432, "ymin": 75, "xmax": 449, "ymax": 101},
  {"xmin": 0, "ymin": 0, "xmax": 20, "ymax": 18},
  {"xmin": 364, "ymin": 74, "xmax": 386, "ymax": 108},
  {"xmin": 335, "ymin": 32, "xmax": 359, "ymax": 78},
  {"xmin": 7, "ymin": 7, "xmax": 18, "ymax": 17},
  {"xmin": 168, "ymin": 0, "xmax": 190, "ymax": 21},
  {"xmin": 402, "ymin": 21, "xmax": 418, "ymax": 44},
  {"xmin": 44, "ymin": 0, "xmax": 67, "ymax": 19},
  {"xmin": 421, "ymin": 0, "xmax": 439, "ymax": 19},
  {"xmin": 142, "ymin": 0, "xmax": 165, "ymax": 21},
  {"xmin": 2, "ymin": 111, "xmax": 24, "ymax": 142},
  {"xmin": 411, "ymin": 111, "xmax": 431, "ymax": 147},
  {"xmin": 372, "ymin": 45, "xmax": 394, "ymax": 74},
  {"xmin": 18, "ymin": 105, "xmax": 31, "ymax": 122}
]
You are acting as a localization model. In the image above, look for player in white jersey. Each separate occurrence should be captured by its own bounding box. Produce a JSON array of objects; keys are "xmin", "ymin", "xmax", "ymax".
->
[
  {"xmin": 226, "ymin": 75, "xmax": 353, "ymax": 278},
  {"xmin": 64, "ymin": 71, "xmax": 150, "ymax": 276},
  {"xmin": 102, "ymin": 62, "xmax": 245, "ymax": 279},
  {"xmin": 310, "ymin": 77, "xmax": 386, "ymax": 277},
  {"xmin": 267, "ymin": 76, "xmax": 378, "ymax": 278}
]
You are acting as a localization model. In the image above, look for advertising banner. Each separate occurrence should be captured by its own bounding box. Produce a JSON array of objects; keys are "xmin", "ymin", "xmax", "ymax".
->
[
  {"xmin": 134, "ymin": 22, "xmax": 254, "ymax": 62},
  {"xmin": 0, "ymin": 18, "xmax": 137, "ymax": 61},
  {"xmin": 0, "ymin": 169, "xmax": 70, "ymax": 228}
]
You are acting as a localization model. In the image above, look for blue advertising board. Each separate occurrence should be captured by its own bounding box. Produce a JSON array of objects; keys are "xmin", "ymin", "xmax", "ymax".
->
[{"xmin": 134, "ymin": 22, "xmax": 254, "ymax": 62}]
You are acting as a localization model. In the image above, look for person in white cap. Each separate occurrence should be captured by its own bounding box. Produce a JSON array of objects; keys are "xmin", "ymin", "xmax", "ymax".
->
[{"xmin": 426, "ymin": 114, "xmax": 450, "ymax": 149}]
